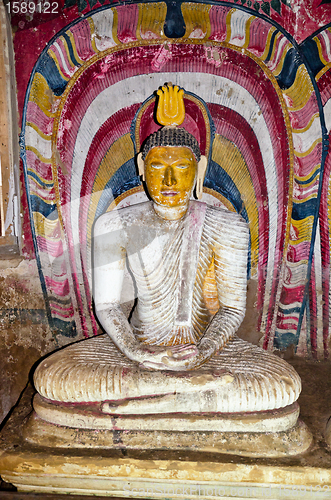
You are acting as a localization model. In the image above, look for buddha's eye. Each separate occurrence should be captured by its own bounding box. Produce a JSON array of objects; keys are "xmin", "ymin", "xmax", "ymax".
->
[
  {"xmin": 150, "ymin": 163, "xmax": 163, "ymax": 169},
  {"xmin": 176, "ymin": 164, "xmax": 189, "ymax": 169}
]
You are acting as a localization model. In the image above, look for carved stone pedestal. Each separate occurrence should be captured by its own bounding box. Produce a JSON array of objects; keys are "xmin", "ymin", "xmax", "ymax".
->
[
  {"xmin": 0, "ymin": 385, "xmax": 325, "ymax": 499},
  {"xmin": 24, "ymin": 393, "xmax": 311, "ymax": 458},
  {"xmin": 2, "ymin": 354, "xmax": 330, "ymax": 500}
]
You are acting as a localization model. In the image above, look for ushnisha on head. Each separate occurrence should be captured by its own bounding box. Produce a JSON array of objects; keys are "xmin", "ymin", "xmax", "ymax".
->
[{"xmin": 137, "ymin": 83, "xmax": 207, "ymax": 220}]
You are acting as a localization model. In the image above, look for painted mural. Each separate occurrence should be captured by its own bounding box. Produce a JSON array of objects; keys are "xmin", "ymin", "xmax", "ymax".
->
[{"xmin": 12, "ymin": 0, "xmax": 331, "ymax": 359}]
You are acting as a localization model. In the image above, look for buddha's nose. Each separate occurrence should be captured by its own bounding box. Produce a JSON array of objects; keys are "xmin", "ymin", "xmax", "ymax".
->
[{"xmin": 163, "ymin": 166, "xmax": 177, "ymax": 186}]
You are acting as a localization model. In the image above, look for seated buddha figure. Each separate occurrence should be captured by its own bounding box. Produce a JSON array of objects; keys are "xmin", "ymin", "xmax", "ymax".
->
[{"xmin": 32, "ymin": 85, "xmax": 308, "ymax": 447}]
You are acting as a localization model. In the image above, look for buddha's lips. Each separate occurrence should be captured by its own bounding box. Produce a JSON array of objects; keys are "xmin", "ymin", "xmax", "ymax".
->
[{"xmin": 161, "ymin": 191, "xmax": 178, "ymax": 196}]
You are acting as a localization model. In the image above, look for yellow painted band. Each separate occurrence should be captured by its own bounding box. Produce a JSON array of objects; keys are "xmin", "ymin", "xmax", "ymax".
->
[
  {"xmin": 65, "ymin": 29, "xmax": 85, "ymax": 65},
  {"xmin": 87, "ymin": 17, "xmax": 99, "ymax": 53},
  {"xmin": 28, "ymin": 169, "xmax": 54, "ymax": 186},
  {"xmin": 28, "ymin": 73, "xmax": 57, "ymax": 117},
  {"xmin": 225, "ymin": 9, "xmax": 237, "ymax": 43},
  {"xmin": 26, "ymin": 146, "xmax": 52, "ymax": 164},
  {"xmin": 316, "ymin": 63, "xmax": 331, "ymax": 82},
  {"xmin": 30, "ymin": 191, "xmax": 55, "ymax": 203},
  {"xmin": 111, "ymin": 8, "xmax": 120, "ymax": 46},
  {"xmin": 273, "ymin": 42, "xmax": 292, "ymax": 77},
  {"xmin": 181, "ymin": 3, "xmax": 212, "ymax": 40},
  {"xmin": 268, "ymin": 31, "xmax": 282, "ymax": 66},
  {"xmin": 48, "ymin": 49, "xmax": 70, "ymax": 81},
  {"xmin": 293, "ymin": 177, "xmax": 319, "ymax": 189},
  {"xmin": 283, "ymin": 65, "xmax": 314, "ymax": 111},
  {"xmin": 293, "ymin": 193, "xmax": 318, "ymax": 204},
  {"xmin": 313, "ymin": 36, "xmax": 328, "ymax": 66},
  {"xmin": 261, "ymin": 26, "xmax": 277, "ymax": 61},
  {"xmin": 292, "ymin": 113, "xmax": 320, "ymax": 134},
  {"xmin": 26, "ymin": 122, "xmax": 52, "ymax": 141},
  {"xmin": 137, "ymin": 2, "xmax": 167, "ymax": 40},
  {"xmin": 294, "ymin": 163, "xmax": 320, "ymax": 182},
  {"xmin": 59, "ymin": 35, "xmax": 76, "ymax": 68},
  {"xmin": 242, "ymin": 16, "xmax": 256, "ymax": 49},
  {"xmin": 294, "ymin": 138, "xmax": 322, "ymax": 158},
  {"xmin": 33, "ymin": 212, "xmax": 59, "ymax": 238}
]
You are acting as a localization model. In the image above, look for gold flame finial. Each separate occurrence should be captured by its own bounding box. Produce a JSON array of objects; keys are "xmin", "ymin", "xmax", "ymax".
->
[{"xmin": 156, "ymin": 82, "xmax": 185, "ymax": 127}]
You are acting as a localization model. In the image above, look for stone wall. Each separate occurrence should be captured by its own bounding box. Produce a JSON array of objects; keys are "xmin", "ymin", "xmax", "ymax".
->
[
  {"xmin": 0, "ymin": 259, "xmax": 50, "ymax": 422},
  {"xmin": 2, "ymin": 0, "xmax": 331, "ymax": 425}
]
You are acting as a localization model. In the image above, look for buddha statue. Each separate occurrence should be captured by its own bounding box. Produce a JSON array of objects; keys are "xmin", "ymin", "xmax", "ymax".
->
[{"xmin": 28, "ymin": 84, "xmax": 312, "ymax": 456}]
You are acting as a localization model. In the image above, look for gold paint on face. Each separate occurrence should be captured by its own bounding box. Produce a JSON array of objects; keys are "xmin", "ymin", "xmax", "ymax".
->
[{"xmin": 144, "ymin": 146, "xmax": 197, "ymax": 208}]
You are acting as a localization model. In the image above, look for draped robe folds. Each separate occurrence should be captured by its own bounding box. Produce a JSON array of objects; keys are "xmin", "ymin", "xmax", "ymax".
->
[
  {"xmin": 129, "ymin": 201, "xmax": 248, "ymax": 347},
  {"xmin": 131, "ymin": 202, "xmax": 208, "ymax": 346},
  {"xmin": 33, "ymin": 201, "xmax": 301, "ymax": 413}
]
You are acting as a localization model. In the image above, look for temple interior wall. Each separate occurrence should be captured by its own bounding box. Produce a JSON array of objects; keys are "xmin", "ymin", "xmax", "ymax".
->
[{"xmin": 0, "ymin": 0, "xmax": 330, "ymax": 426}]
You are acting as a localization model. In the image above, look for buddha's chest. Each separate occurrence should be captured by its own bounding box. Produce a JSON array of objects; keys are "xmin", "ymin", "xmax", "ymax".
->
[{"xmin": 126, "ymin": 226, "xmax": 180, "ymax": 277}]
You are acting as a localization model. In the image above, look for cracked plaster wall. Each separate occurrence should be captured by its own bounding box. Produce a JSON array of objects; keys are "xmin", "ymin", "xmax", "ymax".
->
[{"xmin": 0, "ymin": 259, "xmax": 78, "ymax": 422}]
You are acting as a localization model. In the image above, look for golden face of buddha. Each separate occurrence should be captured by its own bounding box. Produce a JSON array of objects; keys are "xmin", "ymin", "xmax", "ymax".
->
[{"xmin": 144, "ymin": 146, "xmax": 197, "ymax": 208}]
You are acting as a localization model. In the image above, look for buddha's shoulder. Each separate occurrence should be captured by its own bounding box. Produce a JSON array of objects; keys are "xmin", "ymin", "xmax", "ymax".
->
[
  {"xmin": 199, "ymin": 203, "xmax": 249, "ymax": 247},
  {"xmin": 203, "ymin": 203, "xmax": 248, "ymax": 230},
  {"xmin": 94, "ymin": 201, "xmax": 154, "ymax": 233}
]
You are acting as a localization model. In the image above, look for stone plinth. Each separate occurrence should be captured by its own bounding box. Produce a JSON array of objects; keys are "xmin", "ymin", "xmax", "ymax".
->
[
  {"xmin": 23, "ymin": 404, "xmax": 311, "ymax": 458},
  {"xmin": 1, "ymin": 357, "xmax": 331, "ymax": 500}
]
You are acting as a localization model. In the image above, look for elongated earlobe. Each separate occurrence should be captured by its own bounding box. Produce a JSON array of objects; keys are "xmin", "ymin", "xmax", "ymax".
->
[
  {"xmin": 137, "ymin": 153, "xmax": 145, "ymax": 181},
  {"xmin": 196, "ymin": 155, "xmax": 207, "ymax": 200}
]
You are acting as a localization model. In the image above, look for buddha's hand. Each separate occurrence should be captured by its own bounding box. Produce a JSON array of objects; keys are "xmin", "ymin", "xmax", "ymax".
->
[
  {"xmin": 136, "ymin": 343, "xmax": 198, "ymax": 370},
  {"xmin": 140, "ymin": 339, "xmax": 215, "ymax": 371}
]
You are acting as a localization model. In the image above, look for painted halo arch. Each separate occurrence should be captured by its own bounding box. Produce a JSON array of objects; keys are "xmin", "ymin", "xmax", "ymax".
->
[{"xmin": 20, "ymin": 0, "xmax": 326, "ymax": 357}]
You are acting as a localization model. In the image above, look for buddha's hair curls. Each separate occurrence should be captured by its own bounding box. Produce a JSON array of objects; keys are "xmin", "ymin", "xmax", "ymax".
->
[{"xmin": 141, "ymin": 127, "xmax": 201, "ymax": 162}]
